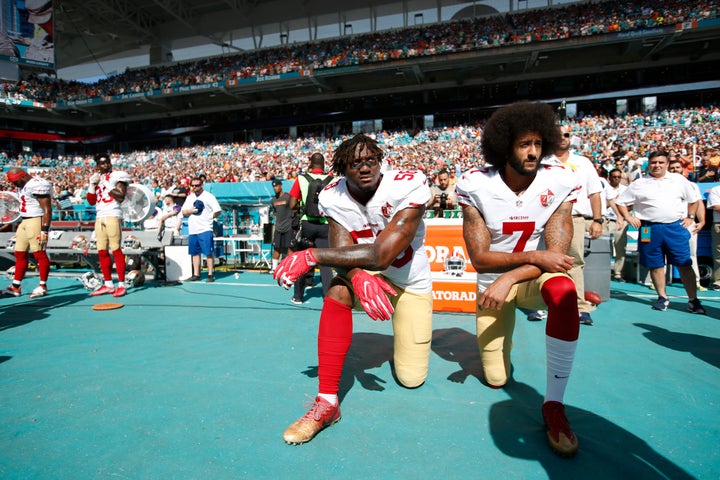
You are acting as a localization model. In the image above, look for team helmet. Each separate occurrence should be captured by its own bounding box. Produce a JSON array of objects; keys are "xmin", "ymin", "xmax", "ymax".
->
[
  {"xmin": 71, "ymin": 235, "xmax": 89, "ymax": 251},
  {"xmin": 122, "ymin": 235, "xmax": 141, "ymax": 249},
  {"xmin": 78, "ymin": 271, "xmax": 103, "ymax": 291},
  {"xmin": 444, "ymin": 253, "xmax": 467, "ymax": 277},
  {"xmin": 124, "ymin": 270, "xmax": 146, "ymax": 288}
]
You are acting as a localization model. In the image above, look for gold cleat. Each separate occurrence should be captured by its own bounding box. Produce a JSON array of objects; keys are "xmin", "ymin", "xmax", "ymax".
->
[{"xmin": 283, "ymin": 396, "xmax": 341, "ymax": 445}]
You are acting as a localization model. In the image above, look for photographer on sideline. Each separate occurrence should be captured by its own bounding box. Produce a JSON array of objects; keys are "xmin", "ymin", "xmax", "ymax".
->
[
  {"xmin": 428, "ymin": 168, "xmax": 457, "ymax": 217},
  {"xmin": 287, "ymin": 153, "xmax": 334, "ymax": 304}
]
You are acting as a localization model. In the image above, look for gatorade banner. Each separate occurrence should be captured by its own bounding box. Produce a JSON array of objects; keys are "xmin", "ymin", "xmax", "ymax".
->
[{"xmin": 423, "ymin": 218, "xmax": 477, "ymax": 313}]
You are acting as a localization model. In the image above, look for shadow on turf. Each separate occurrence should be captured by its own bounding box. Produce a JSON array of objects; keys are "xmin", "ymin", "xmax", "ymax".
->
[
  {"xmin": 635, "ymin": 322, "xmax": 720, "ymax": 369},
  {"xmin": 429, "ymin": 327, "xmax": 695, "ymax": 478},
  {"xmin": 0, "ymin": 284, "xmax": 90, "ymax": 331},
  {"xmin": 300, "ymin": 332, "xmax": 395, "ymax": 403},
  {"xmin": 291, "ymin": 326, "xmax": 696, "ymax": 478},
  {"xmin": 492, "ymin": 381, "xmax": 695, "ymax": 479}
]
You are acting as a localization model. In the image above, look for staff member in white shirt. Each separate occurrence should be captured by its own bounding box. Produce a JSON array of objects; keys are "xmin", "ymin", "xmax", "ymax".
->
[
  {"xmin": 181, "ymin": 178, "xmax": 221, "ymax": 283},
  {"xmin": 707, "ymin": 184, "xmax": 720, "ymax": 290},
  {"xmin": 543, "ymin": 125, "xmax": 603, "ymax": 326},
  {"xmin": 616, "ymin": 151, "xmax": 705, "ymax": 314},
  {"xmin": 668, "ymin": 159, "xmax": 706, "ymax": 292},
  {"xmin": 605, "ymin": 169, "xmax": 627, "ymax": 280}
]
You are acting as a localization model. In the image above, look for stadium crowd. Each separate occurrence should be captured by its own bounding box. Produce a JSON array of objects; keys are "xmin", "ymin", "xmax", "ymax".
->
[
  {"xmin": 1, "ymin": 106, "xmax": 719, "ymax": 210},
  {"xmin": 1, "ymin": 0, "xmax": 718, "ymax": 104}
]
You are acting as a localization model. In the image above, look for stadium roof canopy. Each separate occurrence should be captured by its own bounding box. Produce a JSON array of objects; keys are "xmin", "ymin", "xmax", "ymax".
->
[
  {"xmin": 54, "ymin": 0, "xmax": 491, "ymax": 69},
  {"xmin": 5, "ymin": 0, "xmax": 716, "ymax": 131}
]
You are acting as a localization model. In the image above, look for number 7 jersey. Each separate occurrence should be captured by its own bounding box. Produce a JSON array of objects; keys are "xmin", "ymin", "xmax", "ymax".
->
[
  {"xmin": 319, "ymin": 169, "xmax": 433, "ymax": 294},
  {"xmin": 455, "ymin": 165, "xmax": 579, "ymax": 289}
]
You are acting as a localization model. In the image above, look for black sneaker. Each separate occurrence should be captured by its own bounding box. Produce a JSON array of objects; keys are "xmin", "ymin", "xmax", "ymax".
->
[
  {"xmin": 579, "ymin": 312, "xmax": 593, "ymax": 326},
  {"xmin": 206, "ymin": 275, "xmax": 214, "ymax": 283},
  {"xmin": 687, "ymin": 298, "xmax": 706, "ymax": 315},
  {"xmin": 652, "ymin": 296, "xmax": 669, "ymax": 311},
  {"xmin": 186, "ymin": 275, "xmax": 200, "ymax": 282},
  {"xmin": 526, "ymin": 310, "xmax": 547, "ymax": 322}
]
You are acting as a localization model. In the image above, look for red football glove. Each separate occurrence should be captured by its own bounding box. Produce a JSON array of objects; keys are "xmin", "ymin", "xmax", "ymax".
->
[
  {"xmin": 274, "ymin": 249, "xmax": 318, "ymax": 289},
  {"xmin": 351, "ymin": 270, "xmax": 397, "ymax": 321}
]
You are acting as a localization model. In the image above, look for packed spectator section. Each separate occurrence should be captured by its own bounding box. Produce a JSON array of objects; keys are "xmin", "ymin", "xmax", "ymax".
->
[
  {"xmin": 1, "ymin": 106, "xmax": 719, "ymax": 223},
  {"xmin": 1, "ymin": 0, "xmax": 719, "ymax": 105}
]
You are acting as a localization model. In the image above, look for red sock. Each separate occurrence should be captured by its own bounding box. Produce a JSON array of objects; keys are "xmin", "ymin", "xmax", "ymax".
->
[
  {"xmin": 33, "ymin": 250, "xmax": 51, "ymax": 282},
  {"xmin": 541, "ymin": 276, "xmax": 580, "ymax": 342},
  {"xmin": 112, "ymin": 249, "xmax": 126, "ymax": 282},
  {"xmin": 98, "ymin": 250, "xmax": 112, "ymax": 281},
  {"xmin": 318, "ymin": 297, "xmax": 353, "ymax": 395},
  {"xmin": 13, "ymin": 251, "xmax": 29, "ymax": 282}
]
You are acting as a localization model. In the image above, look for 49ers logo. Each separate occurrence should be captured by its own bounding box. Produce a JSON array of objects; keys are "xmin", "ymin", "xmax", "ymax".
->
[
  {"xmin": 381, "ymin": 202, "xmax": 394, "ymax": 219},
  {"xmin": 539, "ymin": 189, "xmax": 554, "ymax": 207}
]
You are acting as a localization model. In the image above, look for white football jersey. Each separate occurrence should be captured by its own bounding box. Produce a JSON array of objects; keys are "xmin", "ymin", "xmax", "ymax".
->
[
  {"xmin": 19, "ymin": 176, "xmax": 52, "ymax": 218},
  {"xmin": 92, "ymin": 170, "xmax": 131, "ymax": 218},
  {"xmin": 455, "ymin": 165, "xmax": 579, "ymax": 291},
  {"xmin": 544, "ymin": 152, "xmax": 602, "ymax": 217},
  {"xmin": 319, "ymin": 169, "xmax": 432, "ymax": 293}
]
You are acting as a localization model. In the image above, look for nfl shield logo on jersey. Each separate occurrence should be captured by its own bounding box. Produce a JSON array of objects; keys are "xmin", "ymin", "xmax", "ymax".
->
[{"xmin": 539, "ymin": 189, "xmax": 555, "ymax": 207}]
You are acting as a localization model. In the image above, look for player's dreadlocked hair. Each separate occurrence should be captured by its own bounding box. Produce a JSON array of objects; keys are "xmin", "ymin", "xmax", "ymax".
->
[
  {"xmin": 331, "ymin": 133, "xmax": 385, "ymax": 176},
  {"xmin": 481, "ymin": 101, "xmax": 561, "ymax": 170}
]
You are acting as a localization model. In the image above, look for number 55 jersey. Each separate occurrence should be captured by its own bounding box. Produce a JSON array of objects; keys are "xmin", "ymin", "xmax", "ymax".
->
[
  {"xmin": 319, "ymin": 169, "xmax": 432, "ymax": 294},
  {"xmin": 455, "ymin": 165, "xmax": 579, "ymax": 291}
]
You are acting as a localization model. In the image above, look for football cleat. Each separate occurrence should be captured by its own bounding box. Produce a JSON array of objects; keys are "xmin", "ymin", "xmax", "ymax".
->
[
  {"xmin": 90, "ymin": 285, "xmax": 116, "ymax": 297},
  {"xmin": 0, "ymin": 284, "xmax": 21, "ymax": 297},
  {"xmin": 283, "ymin": 397, "xmax": 341, "ymax": 445},
  {"xmin": 29, "ymin": 285, "xmax": 48, "ymax": 298},
  {"xmin": 542, "ymin": 401, "xmax": 579, "ymax": 458}
]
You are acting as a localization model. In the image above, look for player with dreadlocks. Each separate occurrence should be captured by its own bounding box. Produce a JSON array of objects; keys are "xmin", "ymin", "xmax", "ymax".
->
[{"xmin": 273, "ymin": 133, "xmax": 434, "ymax": 445}]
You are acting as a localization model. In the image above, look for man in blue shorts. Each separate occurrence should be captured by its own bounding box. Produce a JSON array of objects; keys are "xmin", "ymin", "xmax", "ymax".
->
[
  {"xmin": 181, "ymin": 177, "xmax": 221, "ymax": 282},
  {"xmin": 616, "ymin": 151, "xmax": 705, "ymax": 314}
]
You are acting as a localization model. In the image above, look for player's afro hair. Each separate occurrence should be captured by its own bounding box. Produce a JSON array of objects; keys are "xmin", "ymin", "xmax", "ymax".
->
[
  {"xmin": 331, "ymin": 133, "xmax": 384, "ymax": 176},
  {"xmin": 481, "ymin": 102, "xmax": 561, "ymax": 169}
]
